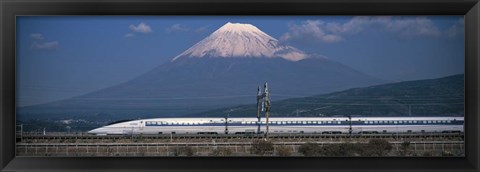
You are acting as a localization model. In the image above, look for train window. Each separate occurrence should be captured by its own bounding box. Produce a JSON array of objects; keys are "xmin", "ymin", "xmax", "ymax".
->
[
  {"xmin": 337, "ymin": 121, "xmax": 341, "ymax": 124},
  {"xmin": 287, "ymin": 121, "xmax": 292, "ymax": 124},
  {"xmin": 394, "ymin": 121, "xmax": 398, "ymax": 124},
  {"xmin": 438, "ymin": 121, "xmax": 442, "ymax": 123},
  {"xmin": 423, "ymin": 121, "xmax": 427, "ymax": 124},
  {"xmin": 427, "ymin": 121, "xmax": 431, "ymax": 124},
  {"xmin": 303, "ymin": 121, "xmax": 307, "ymax": 124},
  {"xmin": 432, "ymin": 121, "xmax": 436, "ymax": 124},
  {"xmin": 399, "ymin": 121, "xmax": 403, "ymax": 124},
  {"xmin": 319, "ymin": 121, "xmax": 322, "ymax": 124},
  {"xmin": 447, "ymin": 121, "xmax": 451, "ymax": 123}
]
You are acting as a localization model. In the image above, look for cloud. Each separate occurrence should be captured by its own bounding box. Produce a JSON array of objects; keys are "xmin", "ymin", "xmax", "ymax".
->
[
  {"xmin": 30, "ymin": 33, "xmax": 44, "ymax": 40},
  {"xmin": 194, "ymin": 26, "xmax": 210, "ymax": 34},
  {"xmin": 280, "ymin": 20, "xmax": 343, "ymax": 43},
  {"xmin": 129, "ymin": 22, "xmax": 152, "ymax": 34},
  {"xmin": 281, "ymin": 16, "xmax": 454, "ymax": 43},
  {"xmin": 31, "ymin": 41, "xmax": 59, "ymax": 50},
  {"xmin": 166, "ymin": 24, "xmax": 189, "ymax": 33},
  {"xmin": 384, "ymin": 17, "xmax": 441, "ymax": 37},
  {"xmin": 29, "ymin": 33, "xmax": 59, "ymax": 50},
  {"xmin": 445, "ymin": 18, "xmax": 464, "ymax": 38},
  {"xmin": 124, "ymin": 33, "xmax": 135, "ymax": 38}
]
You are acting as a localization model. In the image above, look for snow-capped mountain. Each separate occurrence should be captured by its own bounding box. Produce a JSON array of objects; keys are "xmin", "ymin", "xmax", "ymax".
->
[
  {"xmin": 19, "ymin": 22, "xmax": 385, "ymax": 121},
  {"xmin": 172, "ymin": 22, "xmax": 308, "ymax": 62}
]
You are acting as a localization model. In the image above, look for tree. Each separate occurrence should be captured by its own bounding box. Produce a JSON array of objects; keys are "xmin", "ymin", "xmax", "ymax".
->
[{"xmin": 250, "ymin": 140, "xmax": 274, "ymax": 156}]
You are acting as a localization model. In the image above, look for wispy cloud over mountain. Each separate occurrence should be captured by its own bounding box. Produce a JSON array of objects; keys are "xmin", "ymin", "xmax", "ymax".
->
[
  {"xmin": 166, "ymin": 24, "xmax": 190, "ymax": 33},
  {"xmin": 445, "ymin": 18, "xmax": 464, "ymax": 38},
  {"xmin": 31, "ymin": 41, "xmax": 59, "ymax": 50},
  {"xmin": 281, "ymin": 17, "xmax": 459, "ymax": 43},
  {"xmin": 30, "ymin": 33, "xmax": 45, "ymax": 40},
  {"xmin": 129, "ymin": 22, "xmax": 152, "ymax": 33},
  {"xmin": 125, "ymin": 22, "xmax": 152, "ymax": 38},
  {"xmin": 29, "ymin": 33, "xmax": 59, "ymax": 50}
]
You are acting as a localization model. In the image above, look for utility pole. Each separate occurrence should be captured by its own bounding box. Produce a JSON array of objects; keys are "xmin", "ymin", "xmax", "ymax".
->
[
  {"xmin": 225, "ymin": 114, "xmax": 229, "ymax": 134},
  {"xmin": 256, "ymin": 86, "xmax": 262, "ymax": 135},
  {"xmin": 348, "ymin": 116, "xmax": 352, "ymax": 138},
  {"xmin": 255, "ymin": 82, "xmax": 272, "ymax": 140},
  {"xmin": 263, "ymin": 82, "xmax": 271, "ymax": 140}
]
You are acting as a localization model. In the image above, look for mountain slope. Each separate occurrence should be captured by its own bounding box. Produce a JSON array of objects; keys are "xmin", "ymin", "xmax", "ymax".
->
[
  {"xmin": 192, "ymin": 74, "xmax": 464, "ymax": 117},
  {"xmin": 172, "ymin": 22, "xmax": 307, "ymax": 62},
  {"xmin": 18, "ymin": 22, "xmax": 384, "ymax": 121}
]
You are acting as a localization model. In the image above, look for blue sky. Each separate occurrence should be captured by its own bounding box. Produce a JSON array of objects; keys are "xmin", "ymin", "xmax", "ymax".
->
[{"xmin": 16, "ymin": 16, "xmax": 464, "ymax": 106}]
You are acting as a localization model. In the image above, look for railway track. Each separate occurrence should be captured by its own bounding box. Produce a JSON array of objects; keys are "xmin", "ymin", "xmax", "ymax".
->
[{"xmin": 19, "ymin": 132, "xmax": 464, "ymax": 141}]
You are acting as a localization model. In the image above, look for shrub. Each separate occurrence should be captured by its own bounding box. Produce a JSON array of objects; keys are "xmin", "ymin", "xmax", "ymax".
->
[
  {"xmin": 298, "ymin": 142, "xmax": 321, "ymax": 156},
  {"xmin": 250, "ymin": 140, "xmax": 274, "ymax": 156},
  {"xmin": 172, "ymin": 146, "xmax": 195, "ymax": 156},
  {"xmin": 320, "ymin": 143, "xmax": 358, "ymax": 156},
  {"xmin": 275, "ymin": 145, "xmax": 292, "ymax": 156},
  {"xmin": 400, "ymin": 141, "xmax": 410, "ymax": 156},
  {"xmin": 210, "ymin": 147, "xmax": 233, "ymax": 156},
  {"xmin": 361, "ymin": 139, "xmax": 393, "ymax": 156}
]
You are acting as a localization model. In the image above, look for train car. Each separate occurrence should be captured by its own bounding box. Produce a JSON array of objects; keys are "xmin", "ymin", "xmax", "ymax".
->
[
  {"xmin": 87, "ymin": 116, "xmax": 464, "ymax": 135},
  {"xmin": 350, "ymin": 117, "xmax": 464, "ymax": 134}
]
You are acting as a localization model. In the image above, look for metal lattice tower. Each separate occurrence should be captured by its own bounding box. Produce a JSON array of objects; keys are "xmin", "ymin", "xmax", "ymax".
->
[{"xmin": 256, "ymin": 82, "xmax": 271, "ymax": 140}]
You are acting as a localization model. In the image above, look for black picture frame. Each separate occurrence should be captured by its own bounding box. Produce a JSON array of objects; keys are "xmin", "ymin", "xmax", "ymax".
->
[{"xmin": 1, "ymin": 0, "xmax": 479, "ymax": 171}]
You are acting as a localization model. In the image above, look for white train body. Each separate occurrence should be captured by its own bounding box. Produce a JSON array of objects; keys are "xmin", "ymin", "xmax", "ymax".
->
[{"xmin": 87, "ymin": 117, "xmax": 464, "ymax": 135}]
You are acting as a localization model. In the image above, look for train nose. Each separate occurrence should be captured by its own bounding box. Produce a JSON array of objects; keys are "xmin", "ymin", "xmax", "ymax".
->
[{"xmin": 88, "ymin": 128, "xmax": 104, "ymax": 135}]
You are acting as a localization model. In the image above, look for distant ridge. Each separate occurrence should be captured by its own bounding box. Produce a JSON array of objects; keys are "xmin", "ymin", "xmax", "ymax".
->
[{"xmin": 192, "ymin": 74, "xmax": 464, "ymax": 117}]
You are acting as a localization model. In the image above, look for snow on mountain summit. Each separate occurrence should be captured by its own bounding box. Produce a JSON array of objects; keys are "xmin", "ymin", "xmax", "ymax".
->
[{"xmin": 172, "ymin": 22, "xmax": 308, "ymax": 62}]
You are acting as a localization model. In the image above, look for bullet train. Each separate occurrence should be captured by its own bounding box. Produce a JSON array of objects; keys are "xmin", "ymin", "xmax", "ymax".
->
[{"xmin": 87, "ymin": 116, "xmax": 464, "ymax": 135}]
